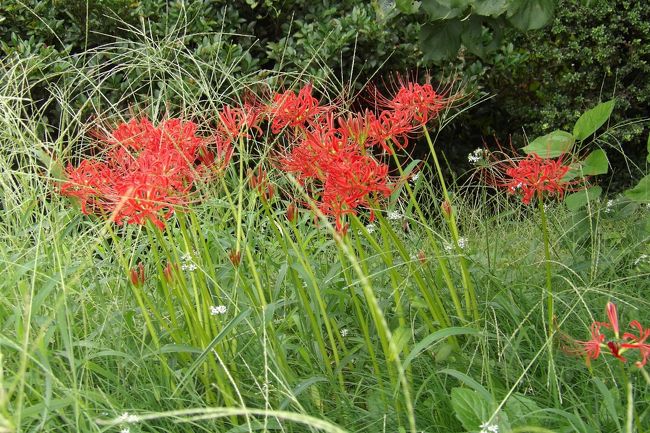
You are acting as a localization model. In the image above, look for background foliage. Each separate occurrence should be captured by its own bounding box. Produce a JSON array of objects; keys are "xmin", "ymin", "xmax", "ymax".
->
[{"xmin": 1, "ymin": 0, "xmax": 649, "ymax": 189}]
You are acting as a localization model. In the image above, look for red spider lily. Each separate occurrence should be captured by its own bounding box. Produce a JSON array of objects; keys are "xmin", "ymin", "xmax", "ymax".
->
[
  {"xmin": 500, "ymin": 153, "xmax": 572, "ymax": 205},
  {"xmin": 268, "ymin": 84, "xmax": 327, "ymax": 134},
  {"xmin": 605, "ymin": 301, "xmax": 620, "ymax": 338},
  {"xmin": 60, "ymin": 117, "xmax": 220, "ymax": 229},
  {"xmin": 217, "ymin": 104, "xmax": 263, "ymax": 140},
  {"xmin": 319, "ymin": 153, "xmax": 391, "ymax": 229},
  {"xmin": 129, "ymin": 262, "xmax": 145, "ymax": 287},
  {"xmin": 568, "ymin": 302, "xmax": 650, "ymax": 368},
  {"xmin": 369, "ymin": 78, "xmax": 455, "ymax": 129},
  {"xmin": 278, "ymin": 111, "xmax": 392, "ymax": 231},
  {"xmin": 366, "ymin": 109, "xmax": 413, "ymax": 153},
  {"xmin": 338, "ymin": 111, "xmax": 373, "ymax": 147},
  {"xmin": 387, "ymin": 82, "xmax": 448, "ymax": 126},
  {"xmin": 578, "ymin": 323, "xmax": 606, "ymax": 363},
  {"xmin": 280, "ymin": 115, "xmax": 354, "ymax": 182}
]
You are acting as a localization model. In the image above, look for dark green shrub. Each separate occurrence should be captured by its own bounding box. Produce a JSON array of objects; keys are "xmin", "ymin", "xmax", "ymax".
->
[{"xmin": 481, "ymin": 0, "xmax": 649, "ymax": 189}]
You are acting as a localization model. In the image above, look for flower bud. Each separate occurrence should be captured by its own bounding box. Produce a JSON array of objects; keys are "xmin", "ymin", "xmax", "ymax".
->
[
  {"xmin": 441, "ymin": 200, "xmax": 452, "ymax": 219},
  {"xmin": 129, "ymin": 262, "xmax": 145, "ymax": 288},
  {"xmin": 229, "ymin": 249, "xmax": 241, "ymax": 267},
  {"xmin": 286, "ymin": 203, "xmax": 297, "ymax": 223}
]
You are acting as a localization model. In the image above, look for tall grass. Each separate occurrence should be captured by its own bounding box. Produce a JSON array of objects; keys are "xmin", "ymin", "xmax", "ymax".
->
[{"xmin": 1, "ymin": 20, "xmax": 649, "ymax": 433}]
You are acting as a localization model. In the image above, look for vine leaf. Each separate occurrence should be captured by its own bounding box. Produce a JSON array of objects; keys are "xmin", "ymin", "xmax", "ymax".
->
[
  {"xmin": 507, "ymin": 0, "xmax": 554, "ymax": 30},
  {"xmin": 419, "ymin": 20, "xmax": 463, "ymax": 62}
]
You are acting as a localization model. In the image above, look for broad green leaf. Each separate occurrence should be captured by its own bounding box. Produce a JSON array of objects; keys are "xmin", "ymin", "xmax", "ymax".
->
[
  {"xmin": 421, "ymin": 0, "xmax": 464, "ymax": 19},
  {"xmin": 572, "ymin": 100, "xmax": 615, "ymax": 140},
  {"xmin": 436, "ymin": 0, "xmax": 470, "ymax": 9},
  {"xmin": 450, "ymin": 388, "xmax": 492, "ymax": 431},
  {"xmin": 522, "ymin": 130, "xmax": 575, "ymax": 158},
  {"xmin": 395, "ymin": 0, "xmax": 421, "ymax": 14},
  {"xmin": 624, "ymin": 174, "xmax": 650, "ymax": 203},
  {"xmin": 507, "ymin": 0, "xmax": 554, "ymax": 30},
  {"xmin": 564, "ymin": 186, "xmax": 602, "ymax": 211},
  {"xmin": 419, "ymin": 21, "xmax": 462, "ymax": 62},
  {"xmin": 439, "ymin": 368, "xmax": 492, "ymax": 402},
  {"xmin": 461, "ymin": 16, "xmax": 503, "ymax": 58},
  {"xmin": 402, "ymin": 327, "xmax": 480, "ymax": 369},
  {"xmin": 580, "ymin": 149, "xmax": 609, "ymax": 175},
  {"xmin": 505, "ymin": 394, "xmax": 542, "ymax": 426},
  {"xmin": 472, "ymin": 0, "xmax": 508, "ymax": 16}
]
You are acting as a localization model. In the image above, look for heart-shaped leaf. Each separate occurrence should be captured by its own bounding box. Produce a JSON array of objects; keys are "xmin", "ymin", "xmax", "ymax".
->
[
  {"xmin": 564, "ymin": 186, "xmax": 602, "ymax": 211},
  {"xmin": 522, "ymin": 130, "xmax": 574, "ymax": 158},
  {"xmin": 573, "ymin": 100, "xmax": 615, "ymax": 141},
  {"xmin": 581, "ymin": 149, "xmax": 609, "ymax": 175}
]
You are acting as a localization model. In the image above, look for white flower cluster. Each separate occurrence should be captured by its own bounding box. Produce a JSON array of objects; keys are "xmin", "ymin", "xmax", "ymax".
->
[
  {"xmin": 479, "ymin": 421, "xmax": 499, "ymax": 433},
  {"xmin": 634, "ymin": 254, "xmax": 649, "ymax": 267},
  {"xmin": 411, "ymin": 172, "xmax": 421, "ymax": 183},
  {"xmin": 444, "ymin": 237, "xmax": 468, "ymax": 253},
  {"xmin": 468, "ymin": 148, "xmax": 487, "ymax": 165},
  {"xmin": 510, "ymin": 181, "xmax": 523, "ymax": 192},
  {"xmin": 365, "ymin": 223, "xmax": 377, "ymax": 234},
  {"xmin": 210, "ymin": 305, "xmax": 228, "ymax": 315},
  {"xmin": 117, "ymin": 412, "xmax": 138, "ymax": 423},
  {"xmin": 387, "ymin": 210, "xmax": 403, "ymax": 221},
  {"xmin": 604, "ymin": 199, "xmax": 615, "ymax": 213},
  {"xmin": 340, "ymin": 328, "xmax": 349, "ymax": 337},
  {"xmin": 180, "ymin": 251, "xmax": 197, "ymax": 272}
]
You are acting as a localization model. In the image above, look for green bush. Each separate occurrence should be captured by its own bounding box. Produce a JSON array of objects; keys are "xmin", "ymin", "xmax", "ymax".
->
[{"xmin": 482, "ymin": 0, "xmax": 649, "ymax": 188}]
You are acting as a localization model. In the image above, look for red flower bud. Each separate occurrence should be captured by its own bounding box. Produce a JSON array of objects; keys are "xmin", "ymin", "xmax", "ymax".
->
[
  {"xmin": 163, "ymin": 262, "xmax": 176, "ymax": 283},
  {"xmin": 441, "ymin": 200, "xmax": 452, "ymax": 219},
  {"xmin": 229, "ymin": 249, "xmax": 241, "ymax": 267},
  {"xmin": 286, "ymin": 203, "xmax": 297, "ymax": 223},
  {"xmin": 129, "ymin": 262, "xmax": 145, "ymax": 287}
]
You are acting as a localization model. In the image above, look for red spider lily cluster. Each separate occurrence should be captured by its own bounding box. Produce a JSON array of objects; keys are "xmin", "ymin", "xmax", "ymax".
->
[
  {"xmin": 60, "ymin": 79, "xmax": 453, "ymax": 232},
  {"xmin": 60, "ymin": 118, "xmax": 229, "ymax": 229},
  {"xmin": 271, "ymin": 81, "xmax": 451, "ymax": 231},
  {"xmin": 568, "ymin": 302, "xmax": 650, "ymax": 368},
  {"xmin": 500, "ymin": 153, "xmax": 573, "ymax": 205}
]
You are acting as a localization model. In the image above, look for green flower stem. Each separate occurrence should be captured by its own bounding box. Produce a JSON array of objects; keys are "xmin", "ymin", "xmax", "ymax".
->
[
  {"xmin": 422, "ymin": 128, "xmax": 479, "ymax": 321},
  {"xmin": 386, "ymin": 146, "xmax": 465, "ymax": 324},
  {"xmin": 537, "ymin": 193, "xmax": 559, "ymax": 403},
  {"xmin": 536, "ymin": 193, "xmax": 553, "ymax": 337}
]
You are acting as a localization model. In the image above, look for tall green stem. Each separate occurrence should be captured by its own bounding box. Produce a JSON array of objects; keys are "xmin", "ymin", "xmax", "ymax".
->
[
  {"xmin": 422, "ymin": 128, "xmax": 479, "ymax": 321},
  {"xmin": 537, "ymin": 193, "xmax": 553, "ymax": 336}
]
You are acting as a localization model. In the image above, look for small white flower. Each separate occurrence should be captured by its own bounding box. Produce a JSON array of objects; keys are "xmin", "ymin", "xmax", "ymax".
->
[
  {"xmin": 604, "ymin": 199, "xmax": 615, "ymax": 213},
  {"xmin": 444, "ymin": 237, "xmax": 467, "ymax": 253},
  {"xmin": 468, "ymin": 148, "xmax": 486, "ymax": 165},
  {"xmin": 387, "ymin": 210, "xmax": 403, "ymax": 220},
  {"xmin": 120, "ymin": 429, "xmax": 130, "ymax": 433},
  {"xmin": 411, "ymin": 172, "xmax": 420, "ymax": 183},
  {"xmin": 180, "ymin": 252, "xmax": 193, "ymax": 262},
  {"xmin": 510, "ymin": 181, "xmax": 523, "ymax": 192},
  {"xmin": 365, "ymin": 223, "xmax": 376, "ymax": 234},
  {"xmin": 634, "ymin": 254, "xmax": 649, "ymax": 267},
  {"xmin": 210, "ymin": 305, "xmax": 227, "ymax": 315},
  {"xmin": 181, "ymin": 263, "xmax": 197, "ymax": 272},
  {"xmin": 479, "ymin": 421, "xmax": 499, "ymax": 433},
  {"xmin": 340, "ymin": 328, "xmax": 349, "ymax": 337},
  {"xmin": 117, "ymin": 412, "xmax": 137, "ymax": 423}
]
